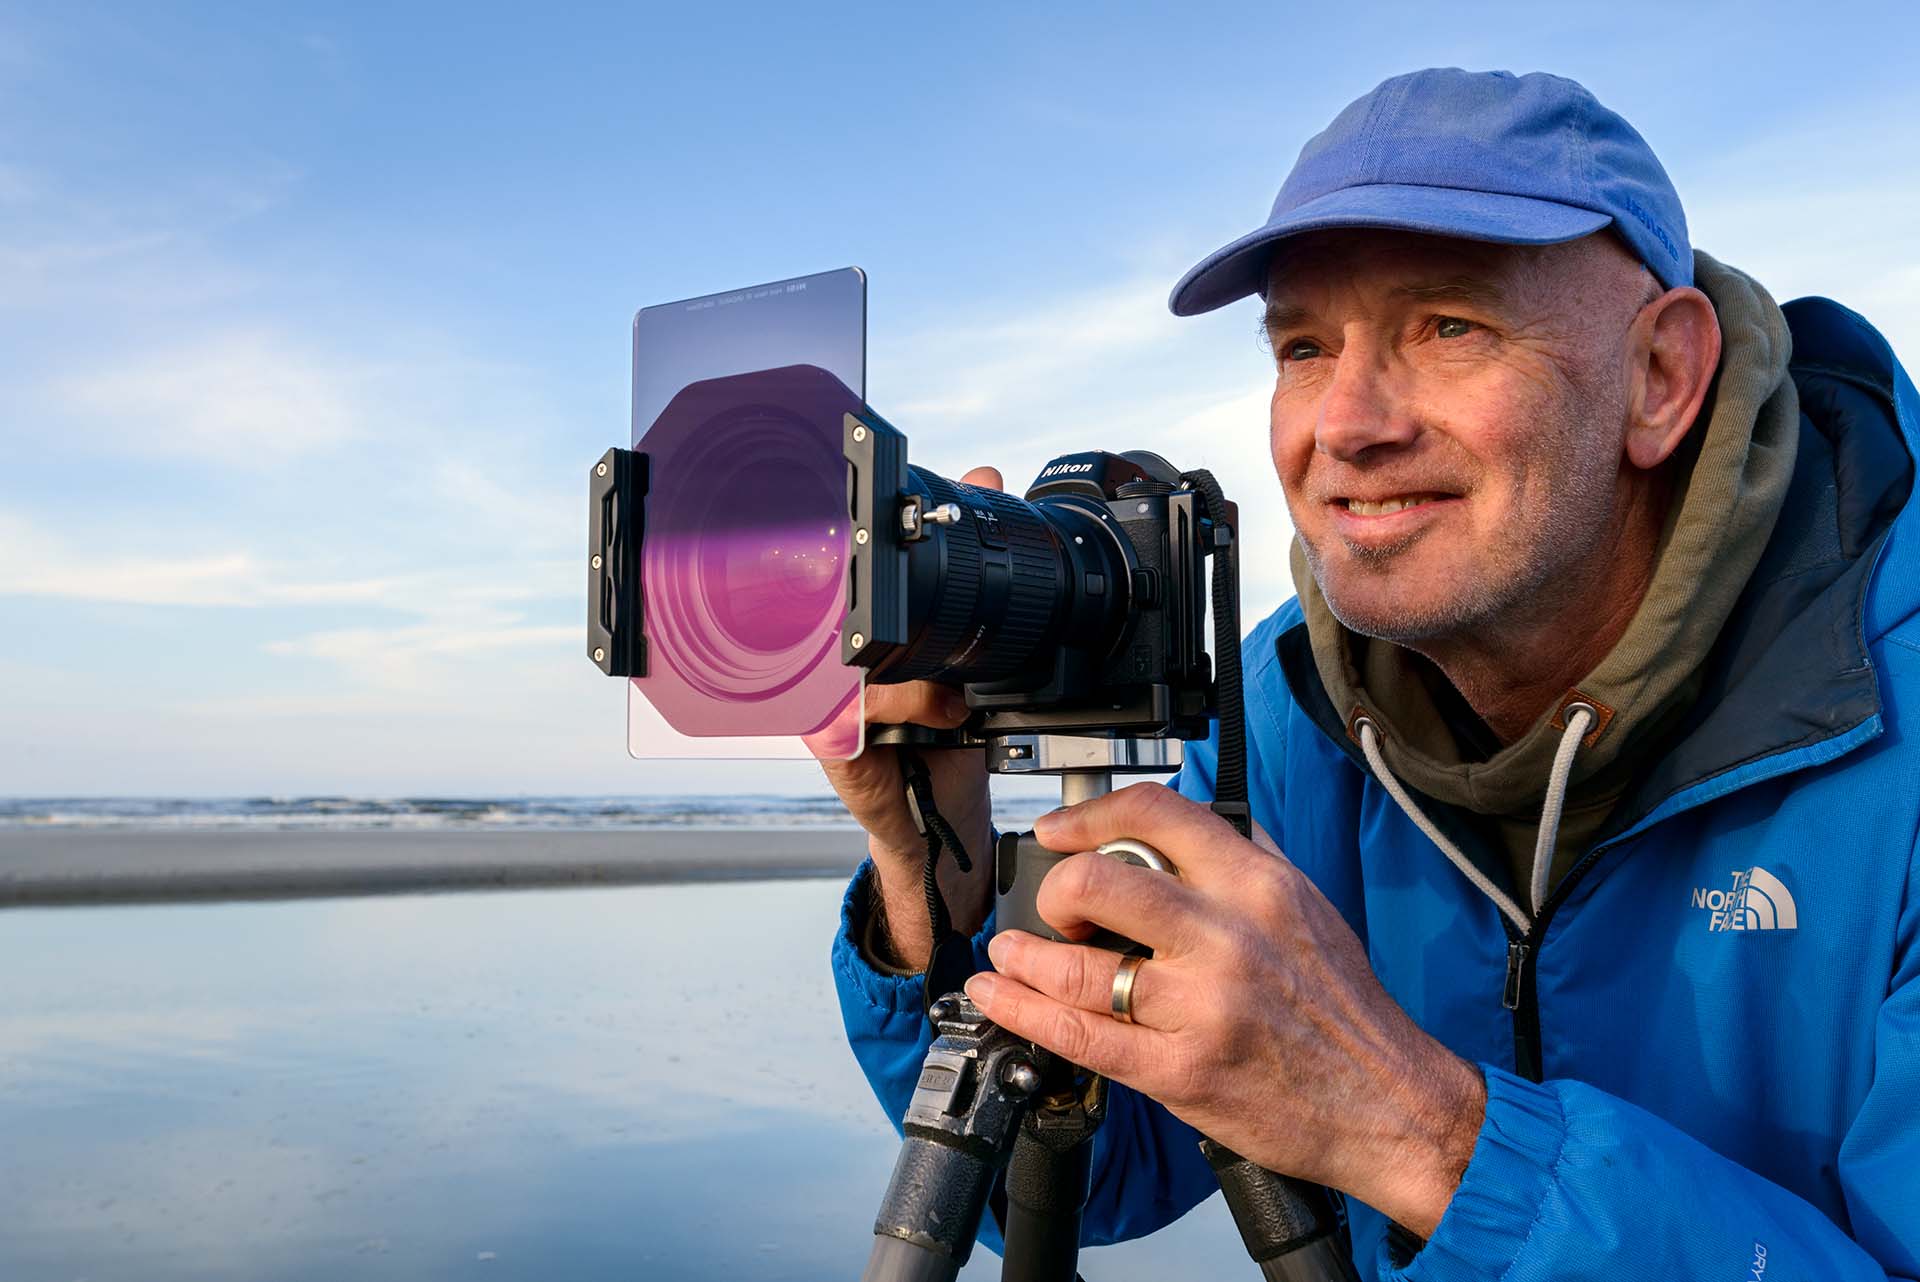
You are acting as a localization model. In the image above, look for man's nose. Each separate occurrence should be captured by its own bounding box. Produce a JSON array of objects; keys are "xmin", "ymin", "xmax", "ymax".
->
[{"xmin": 1315, "ymin": 349, "xmax": 1418, "ymax": 462}]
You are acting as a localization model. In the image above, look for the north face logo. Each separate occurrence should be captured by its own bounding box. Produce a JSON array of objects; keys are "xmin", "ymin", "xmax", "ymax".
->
[{"xmin": 1691, "ymin": 866, "xmax": 1798, "ymax": 932}]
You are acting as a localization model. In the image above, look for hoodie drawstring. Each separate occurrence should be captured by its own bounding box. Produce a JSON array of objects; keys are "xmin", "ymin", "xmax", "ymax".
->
[
  {"xmin": 1356, "ymin": 703, "xmax": 1597, "ymax": 931},
  {"xmin": 1529, "ymin": 704, "xmax": 1596, "ymax": 915}
]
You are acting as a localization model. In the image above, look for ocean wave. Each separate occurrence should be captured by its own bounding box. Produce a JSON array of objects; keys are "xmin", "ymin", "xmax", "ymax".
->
[{"xmin": 0, "ymin": 796, "xmax": 867, "ymax": 832}]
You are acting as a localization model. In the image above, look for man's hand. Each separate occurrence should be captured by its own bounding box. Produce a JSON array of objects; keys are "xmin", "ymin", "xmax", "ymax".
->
[
  {"xmin": 810, "ymin": 465, "xmax": 1006, "ymax": 969},
  {"xmin": 962, "ymin": 781, "xmax": 1485, "ymax": 1238}
]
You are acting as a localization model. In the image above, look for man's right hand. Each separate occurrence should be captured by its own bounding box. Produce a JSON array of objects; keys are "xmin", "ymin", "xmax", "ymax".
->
[{"xmin": 814, "ymin": 465, "xmax": 1005, "ymax": 971}]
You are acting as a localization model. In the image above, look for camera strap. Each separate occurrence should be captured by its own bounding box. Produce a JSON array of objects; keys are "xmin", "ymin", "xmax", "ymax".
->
[
  {"xmin": 1181, "ymin": 469, "xmax": 1254, "ymax": 842},
  {"xmin": 898, "ymin": 748, "xmax": 981, "ymax": 1024}
]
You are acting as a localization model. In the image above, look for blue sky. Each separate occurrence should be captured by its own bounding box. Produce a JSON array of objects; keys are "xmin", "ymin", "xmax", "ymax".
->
[{"xmin": 2, "ymin": 1, "xmax": 1917, "ymax": 796}]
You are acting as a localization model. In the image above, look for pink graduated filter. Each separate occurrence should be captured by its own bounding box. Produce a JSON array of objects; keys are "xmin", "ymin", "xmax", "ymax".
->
[{"xmin": 630, "ymin": 365, "xmax": 866, "ymax": 760}]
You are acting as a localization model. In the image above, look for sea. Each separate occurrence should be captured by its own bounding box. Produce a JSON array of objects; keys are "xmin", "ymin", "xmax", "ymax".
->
[
  {"xmin": 0, "ymin": 795, "xmax": 866, "ymax": 831},
  {"xmin": 0, "ymin": 792, "xmax": 1063, "ymax": 832}
]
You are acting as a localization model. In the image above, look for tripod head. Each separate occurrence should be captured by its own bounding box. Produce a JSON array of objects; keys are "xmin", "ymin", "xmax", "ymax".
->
[{"xmin": 869, "ymin": 724, "xmax": 1181, "ymax": 950}]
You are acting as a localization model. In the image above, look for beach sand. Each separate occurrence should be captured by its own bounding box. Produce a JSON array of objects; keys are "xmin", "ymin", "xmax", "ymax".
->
[{"xmin": 0, "ymin": 827, "xmax": 867, "ymax": 906}]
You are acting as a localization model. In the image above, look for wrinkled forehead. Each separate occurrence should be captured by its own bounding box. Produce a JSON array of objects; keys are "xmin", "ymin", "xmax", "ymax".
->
[{"xmin": 1261, "ymin": 228, "xmax": 1544, "ymax": 314}]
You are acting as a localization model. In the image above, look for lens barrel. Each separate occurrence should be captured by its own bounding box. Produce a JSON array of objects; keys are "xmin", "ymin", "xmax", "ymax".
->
[{"xmin": 869, "ymin": 467, "xmax": 1133, "ymax": 687}]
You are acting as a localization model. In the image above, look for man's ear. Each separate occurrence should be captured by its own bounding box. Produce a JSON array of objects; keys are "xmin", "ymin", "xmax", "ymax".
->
[{"xmin": 1624, "ymin": 286, "xmax": 1721, "ymax": 470}]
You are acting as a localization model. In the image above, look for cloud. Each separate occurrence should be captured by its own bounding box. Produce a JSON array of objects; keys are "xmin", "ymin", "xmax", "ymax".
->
[
  {"xmin": 883, "ymin": 279, "xmax": 1171, "ymax": 412},
  {"xmin": 876, "ymin": 277, "xmax": 1205, "ymax": 453},
  {"xmin": 261, "ymin": 619, "xmax": 578, "ymax": 691},
  {"xmin": 0, "ymin": 153, "xmax": 295, "ymax": 313},
  {"xmin": 50, "ymin": 329, "xmax": 367, "ymax": 463},
  {"xmin": 0, "ymin": 511, "xmax": 393, "ymax": 607},
  {"xmin": 0, "ymin": 227, "xmax": 171, "ymax": 276},
  {"xmin": 0, "ymin": 508, "xmax": 571, "ymax": 614}
]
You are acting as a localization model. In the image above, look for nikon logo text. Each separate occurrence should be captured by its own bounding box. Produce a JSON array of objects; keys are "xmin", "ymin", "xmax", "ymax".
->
[
  {"xmin": 1039, "ymin": 462, "xmax": 1095, "ymax": 479},
  {"xmin": 1691, "ymin": 866, "xmax": 1797, "ymax": 932}
]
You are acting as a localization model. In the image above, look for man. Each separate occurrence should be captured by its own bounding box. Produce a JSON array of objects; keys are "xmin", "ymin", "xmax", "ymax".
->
[{"xmin": 823, "ymin": 68, "xmax": 1920, "ymax": 1278}]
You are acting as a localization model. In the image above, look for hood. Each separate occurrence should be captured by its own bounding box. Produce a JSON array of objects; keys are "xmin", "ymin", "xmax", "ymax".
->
[{"xmin": 1791, "ymin": 296, "xmax": 1920, "ymax": 647}]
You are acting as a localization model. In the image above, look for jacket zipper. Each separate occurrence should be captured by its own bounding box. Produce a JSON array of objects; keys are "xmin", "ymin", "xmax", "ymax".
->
[
  {"xmin": 1501, "ymin": 841, "xmax": 1617, "ymax": 1082},
  {"xmin": 1501, "ymin": 939, "xmax": 1529, "ymax": 1011}
]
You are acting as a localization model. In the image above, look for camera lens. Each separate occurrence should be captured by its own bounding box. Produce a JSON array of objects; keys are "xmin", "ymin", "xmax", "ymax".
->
[{"xmin": 871, "ymin": 467, "xmax": 1133, "ymax": 686}]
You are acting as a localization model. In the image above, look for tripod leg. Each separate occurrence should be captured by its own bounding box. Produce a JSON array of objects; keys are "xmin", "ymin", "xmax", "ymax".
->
[
  {"xmin": 1000, "ymin": 1121, "xmax": 1094, "ymax": 1282},
  {"xmin": 1201, "ymin": 1140, "xmax": 1361, "ymax": 1282},
  {"xmin": 865, "ymin": 997, "xmax": 1043, "ymax": 1282}
]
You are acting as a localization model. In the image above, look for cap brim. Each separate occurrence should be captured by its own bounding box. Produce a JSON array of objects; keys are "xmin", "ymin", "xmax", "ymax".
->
[{"xmin": 1167, "ymin": 184, "xmax": 1613, "ymax": 317}]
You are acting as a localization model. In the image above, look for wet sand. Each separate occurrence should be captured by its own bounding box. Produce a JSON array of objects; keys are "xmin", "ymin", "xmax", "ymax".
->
[{"xmin": 0, "ymin": 828, "xmax": 866, "ymax": 906}]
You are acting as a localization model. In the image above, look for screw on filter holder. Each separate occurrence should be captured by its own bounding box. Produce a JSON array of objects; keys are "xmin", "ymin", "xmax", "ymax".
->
[{"xmin": 900, "ymin": 498, "xmax": 963, "ymax": 540}]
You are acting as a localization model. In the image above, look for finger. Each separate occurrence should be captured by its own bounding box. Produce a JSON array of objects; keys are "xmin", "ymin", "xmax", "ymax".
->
[
  {"xmin": 964, "ymin": 970, "xmax": 1149, "ymax": 1084},
  {"xmin": 988, "ymin": 931, "xmax": 1184, "ymax": 1027},
  {"xmin": 1032, "ymin": 850, "xmax": 1209, "ymax": 956},
  {"xmin": 801, "ymin": 690, "xmax": 865, "ymax": 762},
  {"xmin": 863, "ymin": 680, "xmax": 970, "ymax": 729},
  {"xmin": 959, "ymin": 465, "xmax": 1004, "ymax": 491},
  {"xmin": 1032, "ymin": 781, "xmax": 1272, "ymax": 893}
]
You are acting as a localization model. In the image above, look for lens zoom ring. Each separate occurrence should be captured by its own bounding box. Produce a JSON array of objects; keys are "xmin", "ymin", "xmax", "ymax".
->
[
  {"xmin": 987, "ymin": 492, "xmax": 1063, "ymax": 667},
  {"xmin": 906, "ymin": 476, "xmax": 1065, "ymax": 679}
]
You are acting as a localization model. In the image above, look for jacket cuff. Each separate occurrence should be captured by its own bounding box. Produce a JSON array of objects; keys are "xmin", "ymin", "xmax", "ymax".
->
[
  {"xmin": 1381, "ymin": 1065, "xmax": 1568, "ymax": 1282},
  {"xmin": 832, "ymin": 858, "xmax": 1000, "ymax": 1023},
  {"xmin": 832, "ymin": 859, "xmax": 928, "ymax": 1021}
]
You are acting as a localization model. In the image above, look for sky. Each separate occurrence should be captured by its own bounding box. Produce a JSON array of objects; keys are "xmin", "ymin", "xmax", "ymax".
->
[{"xmin": 2, "ymin": 1, "xmax": 1917, "ymax": 797}]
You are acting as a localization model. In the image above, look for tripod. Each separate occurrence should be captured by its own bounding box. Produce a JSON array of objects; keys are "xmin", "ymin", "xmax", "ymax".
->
[{"xmin": 861, "ymin": 733, "xmax": 1361, "ymax": 1282}]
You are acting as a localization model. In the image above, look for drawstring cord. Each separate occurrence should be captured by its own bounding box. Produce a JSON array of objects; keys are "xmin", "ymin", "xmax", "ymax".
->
[
  {"xmin": 1529, "ymin": 705, "xmax": 1595, "ymax": 915},
  {"xmin": 1356, "ymin": 703, "xmax": 1596, "ymax": 930}
]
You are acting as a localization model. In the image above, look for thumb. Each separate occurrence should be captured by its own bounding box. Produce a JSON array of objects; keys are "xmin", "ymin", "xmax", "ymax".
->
[{"xmin": 960, "ymin": 465, "xmax": 1004, "ymax": 492}]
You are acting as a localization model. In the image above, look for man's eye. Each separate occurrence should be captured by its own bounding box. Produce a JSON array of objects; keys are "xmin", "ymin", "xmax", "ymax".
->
[
  {"xmin": 1435, "ymin": 316, "xmax": 1474, "ymax": 339},
  {"xmin": 1283, "ymin": 339, "xmax": 1321, "ymax": 361}
]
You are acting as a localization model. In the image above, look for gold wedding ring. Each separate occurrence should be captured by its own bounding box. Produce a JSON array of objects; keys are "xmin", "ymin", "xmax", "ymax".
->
[{"xmin": 1110, "ymin": 953, "xmax": 1148, "ymax": 1024}]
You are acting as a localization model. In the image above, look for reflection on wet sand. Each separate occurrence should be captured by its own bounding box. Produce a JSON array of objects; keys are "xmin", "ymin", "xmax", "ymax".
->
[{"xmin": 0, "ymin": 880, "xmax": 1243, "ymax": 1280}]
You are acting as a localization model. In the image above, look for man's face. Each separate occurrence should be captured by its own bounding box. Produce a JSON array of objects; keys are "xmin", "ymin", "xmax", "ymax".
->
[{"xmin": 1264, "ymin": 229, "xmax": 1648, "ymax": 645}]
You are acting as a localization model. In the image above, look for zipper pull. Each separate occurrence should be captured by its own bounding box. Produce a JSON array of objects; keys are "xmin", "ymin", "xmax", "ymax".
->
[{"xmin": 1503, "ymin": 939, "xmax": 1531, "ymax": 1011}]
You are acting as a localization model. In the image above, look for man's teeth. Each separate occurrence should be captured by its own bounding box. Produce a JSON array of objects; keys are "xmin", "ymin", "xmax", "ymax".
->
[{"xmin": 1345, "ymin": 494, "xmax": 1441, "ymax": 516}]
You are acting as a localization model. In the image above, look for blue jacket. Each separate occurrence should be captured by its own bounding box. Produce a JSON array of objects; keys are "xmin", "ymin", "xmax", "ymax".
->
[{"xmin": 832, "ymin": 296, "xmax": 1920, "ymax": 1280}]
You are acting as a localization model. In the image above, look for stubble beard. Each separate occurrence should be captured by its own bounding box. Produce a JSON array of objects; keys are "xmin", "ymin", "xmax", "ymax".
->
[{"xmin": 1302, "ymin": 406, "xmax": 1623, "ymax": 648}]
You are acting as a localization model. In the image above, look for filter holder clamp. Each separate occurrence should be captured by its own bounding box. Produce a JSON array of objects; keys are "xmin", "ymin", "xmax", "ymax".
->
[{"xmin": 587, "ymin": 447, "xmax": 648, "ymax": 678}]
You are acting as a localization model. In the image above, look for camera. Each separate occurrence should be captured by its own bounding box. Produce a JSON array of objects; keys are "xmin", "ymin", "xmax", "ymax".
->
[
  {"xmin": 585, "ymin": 270, "xmax": 1230, "ymax": 760},
  {"xmin": 588, "ymin": 379, "xmax": 1225, "ymax": 753}
]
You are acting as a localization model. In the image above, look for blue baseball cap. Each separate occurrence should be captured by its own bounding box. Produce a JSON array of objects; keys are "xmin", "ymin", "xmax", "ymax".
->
[{"xmin": 1168, "ymin": 68, "xmax": 1691, "ymax": 316}]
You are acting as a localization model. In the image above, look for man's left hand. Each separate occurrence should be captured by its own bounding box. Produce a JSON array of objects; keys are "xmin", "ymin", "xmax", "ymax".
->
[{"xmin": 963, "ymin": 781, "xmax": 1485, "ymax": 1239}]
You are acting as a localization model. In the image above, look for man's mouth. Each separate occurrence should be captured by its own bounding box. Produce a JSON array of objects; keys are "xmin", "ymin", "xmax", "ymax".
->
[{"xmin": 1339, "ymin": 492, "xmax": 1453, "ymax": 516}]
